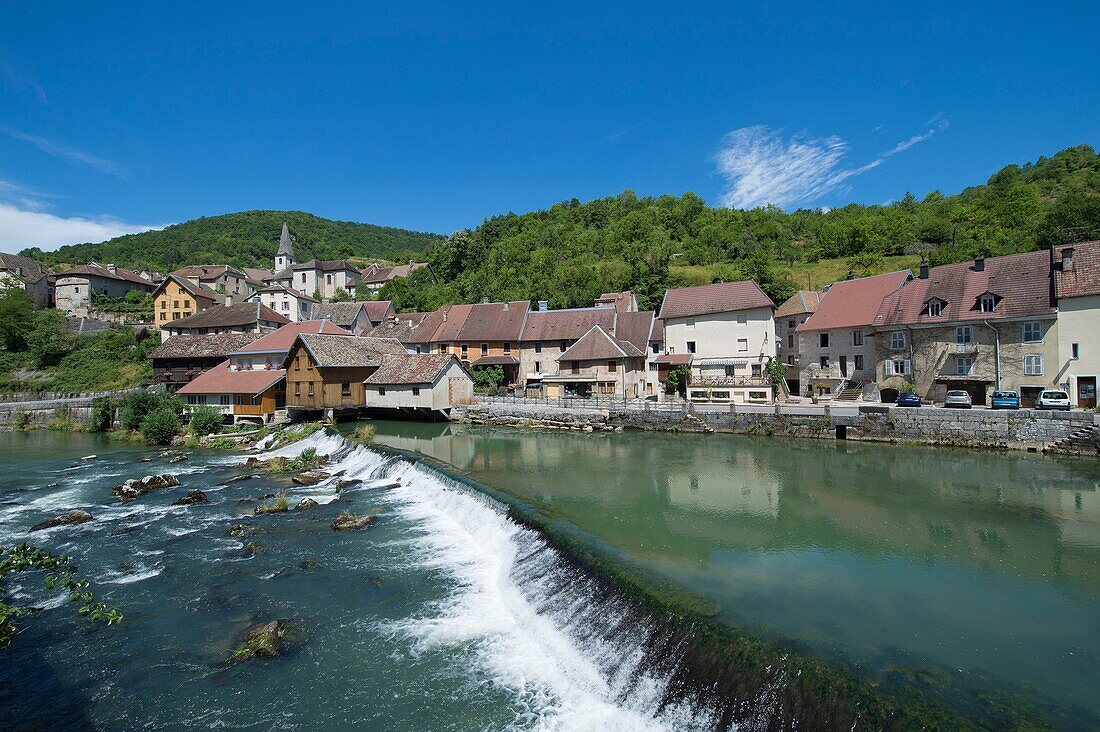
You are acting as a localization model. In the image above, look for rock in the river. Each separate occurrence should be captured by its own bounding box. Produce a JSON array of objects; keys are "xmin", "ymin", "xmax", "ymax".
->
[
  {"xmin": 295, "ymin": 498, "xmax": 319, "ymax": 511},
  {"xmin": 229, "ymin": 619, "xmax": 295, "ymax": 663},
  {"xmin": 168, "ymin": 453, "xmax": 189, "ymax": 464},
  {"xmin": 30, "ymin": 509, "xmax": 93, "ymax": 532},
  {"xmin": 112, "ymin": 474, "xmax": 180, "ymax": 502},
  {"xmin": 227, "ymin": 523, "xmax": 259, "ymax": 538},
  {"xmin": 46, "ymin": 482, "xmax": 59, "ymax": 488},
  {"xmin": 173, "ymin": 490, "xmax": 208, "ymax": 506},
  {"xmin": 219, "ymin": 474, "xmax": 255, "ymax": 486},
  {"xmin": 334, "ymin": 479, "xmax": 361, "ymax": 492},
  {"xmin": 331, "ymin": 511, "xmax": 376, "ymax": 531},
  {"xmin": 291, "ymin": 471, "xmax": 330, "ymax": 486}
]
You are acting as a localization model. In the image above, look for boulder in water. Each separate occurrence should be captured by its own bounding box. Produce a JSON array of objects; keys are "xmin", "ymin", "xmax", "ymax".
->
[
  {"xmin": 112, "ymin": 474, "xmax": 180, "ymax": 502},
  {"xmin": 334, "ymin": 479, "xmax": 361, "ymax": 492},
  {"xmin": 227, "ymin": 523, "xmax": 258, "ymax": 538},
  {"xmin": 30, "ymin": 509, "xmax": 93, "ymax": 532},
  {"xmin": 331, "ymin": 511, "xmax": 376, "ymax": 531},
  {"xmin": 168, "ymin": 453, "xmax": 189, "ymax": 464},
  {"xmin": 173, "ymin": 490, "xmax": 208, "ymax": 506},
  {"xmin": 291, "ymin": 471, "xmax": 330, "ymax": 486},
  {"xmin": 46, "ymin": 482, "xmax": 59, "ymax": 488},
  {"xmin": 296, "ymin": 498, "xmax": 319, "ymax": 511},
  {"xmin": 229, "ymin": 619, "xmax": 294, "ymax": 663},
  {"xmin": 219, "ymin": 474, "xmax": 255, "ymax": 486}
]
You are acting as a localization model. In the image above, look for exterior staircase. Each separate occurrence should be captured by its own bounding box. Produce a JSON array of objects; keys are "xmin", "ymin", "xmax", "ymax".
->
[
  {"xmin": 835, "ymin": 380, "xmax": 864, "ymax": 402},
  {"xmin": 1050, "ymin": 424, "xmax": 1100, "ymax": 455}
]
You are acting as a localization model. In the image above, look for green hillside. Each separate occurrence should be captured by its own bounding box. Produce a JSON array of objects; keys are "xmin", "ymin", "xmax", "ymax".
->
[
  {"xmin": 21, "ymin": 210, "xmax": 444, "ymax": 272},
  {"xmin": 377, "ymin": 145, "xmax": 1100, "ymax": 312}
]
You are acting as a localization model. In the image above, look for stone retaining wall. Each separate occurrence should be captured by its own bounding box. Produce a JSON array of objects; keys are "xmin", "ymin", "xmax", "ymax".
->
[{"xmin": 454, "ymin": 403, "xmax": 1100, "ymax": 455}]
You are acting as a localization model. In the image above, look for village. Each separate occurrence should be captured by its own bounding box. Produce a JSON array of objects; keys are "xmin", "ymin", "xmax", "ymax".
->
[{"xmin": 2, "ymin": 222, "xmax": 1098, "ymax": 426}]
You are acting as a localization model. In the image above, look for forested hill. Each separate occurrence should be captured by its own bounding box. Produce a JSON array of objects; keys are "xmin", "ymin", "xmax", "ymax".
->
[
  {"xmin": 376, "ymin": 145, "xmax": 1100, "ymax": 313},
  {"xmin": 21, "ymin": 211, "xmax": 445, "ymax": 272}
]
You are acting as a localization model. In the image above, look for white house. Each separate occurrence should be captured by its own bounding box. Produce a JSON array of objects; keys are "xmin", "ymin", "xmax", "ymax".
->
[
  {"xmin": 247, "ymin": 285, "xmax": 318, "ymax": 322},
  {"xmin": 362, "ymin": 354, "xmax": 474, "ymax": 417},
  {"xmin": 657, "ymin": 280, "xmax": 776, "ymax": 403},
  {"xmin": 1052, "ymin": 241, "xmax": 1100, "ymax": 409}
]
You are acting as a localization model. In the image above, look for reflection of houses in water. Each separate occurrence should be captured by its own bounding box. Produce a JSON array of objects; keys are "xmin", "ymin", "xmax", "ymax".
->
[
  {"xmin": 666, "ymin": 453, "xmax": 779, "ymax": 519},
  {"xmin": 1059, "ymin": 485, "xmax": 1100, "ymax": 557}
]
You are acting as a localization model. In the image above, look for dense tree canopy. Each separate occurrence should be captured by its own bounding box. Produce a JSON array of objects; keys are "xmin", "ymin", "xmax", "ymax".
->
[
  {"xmin": 380, "ymin": 145, "xmax": 1100, "ymax": 312},
  {"xmin": 21, "ymin": 210, "xmax": 443, "ymax": 273}
]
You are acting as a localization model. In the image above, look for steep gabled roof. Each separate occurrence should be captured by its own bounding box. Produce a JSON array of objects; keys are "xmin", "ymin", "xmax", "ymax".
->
[
  {"xmin": 290, "ymin": 333, "xmax": 407, "ymax": 368},
  {"xmin": 1053, "ymin": 241, "xmax": 1100, "ymax": 299},
  {"xmin": 235, "ymin": 320, "xmax": 352, "ymax": 355},
  {"xmin": 455, "ymin": 300, "xmax": 529, "ymax": 341},
  {"xmin": 171, "ymin": 264, "xmax": 246, "ymax": 281},
  {"xmin": 873, "ymin": 251, "xmax": 1054, "ymax": 328},
  {"xmin": 177, "ymin": 361, "xmax": 285, "ymax": 396},
  {"xmin": 775, "ymin": 290, "xmax": 822, "ymax": 318},
  {"xmin": 167, "ymin": 303, "xmax": 290, "ymax": 330},
  {"xmin": 432, "ymin": 304, "xmax": 474, "ymax": 342},
  {"xmin": 243, "ymin": 267, "xmax": 273, "ymax": 285},
  {"xmin": 149, "ymin": 332, "xmax": 264, "ymax": 360},
  {"xmin": 0, "ymin": 253, "xmax": 48, "ymax": 282},
  {"xmin": 520, "ymin": 307, "xmax": 616, "ymax": 342},
  {"xmin": 57, "ymin": 263, "xmax": 151, "ymax": 286},
  {"xmin": 362, "ymin": 300, "xmax": 395, "ymax": 323},
  {"xmin": 153, "ymin": 273, "xmax": 222, "ymax": 303},
  {"xmin": 557, "ymin": 325, "xmax": 643, "ymax": 361},
  {"xmin": 313, "ymin": 302, "xmax": 366, "ymax": 328},
  {"xmin": 658, "ymin": 280, "xmax": 773, "ymax": 320},
  {"xmin": 612, "ymin": 310, "xmax": 657, "ymax": 354},
  {"xmin": 796, "ymin": 271, "xmax": 910, "ymax": 332},
  {"xmin": 363, "ymin": 354, "xmax": 464, "ymax": 385}
]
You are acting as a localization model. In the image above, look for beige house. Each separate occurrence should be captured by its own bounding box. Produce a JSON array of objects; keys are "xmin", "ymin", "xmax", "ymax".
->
[
  {"xmin": 872, "ymin": 253, "xmax": 1059, "ymax": 406},
  {"xmin": 657, "ymin": 280, "xmax": 776, "ymax": 403},
  {"xmin": 54, "ymin": 263, "xmax": 154, "ymax": 317},
  {"xmin": 171, "ymin": 265, "xmax": 253, "ymax": 300},
  {"xmin": 542, "ymin": 325, "xmax": 648, "ymax": 398},
  {"xmin": 247, "ymin": 285, "xmax": 318, "ymax": 322},
  {"xmin": 1052, "ymin": 241, "xmax": 1100, "ymax": 408},
  {"xmin": 774, "ymin": 290, "xmax": 821, "ymax": 394},
  {"xmin": 363, "ymin": 354, "xmax": 474, "ymax": 417}
]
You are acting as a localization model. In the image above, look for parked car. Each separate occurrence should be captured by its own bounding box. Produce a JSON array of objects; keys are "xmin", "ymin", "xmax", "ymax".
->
[
  {"xmin": 1035, "ymin": 390, "xmax": 1071, "ymax": 411},
  {"xmin": 896, "ymin": 392, "xmax": 922, "ymax": 407},
  {"xmin": 991, "ymin": 389, "xmax": 1020, "ymax": 410},
  {"xmin": 943, "ymin": 390, "xmax": 972, "ymax": 409}
]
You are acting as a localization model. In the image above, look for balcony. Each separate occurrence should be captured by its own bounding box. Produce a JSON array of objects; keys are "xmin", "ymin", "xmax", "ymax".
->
[
  {"xmin": 953, "ymin": 342, "xmax": 978, "ymax": 354},
  {"xmin": 803, "ymin": 364, "xmax": 842, "ymax": 380},
  {"xmin": 692, "ymin": 376, "xmax": 770, "ymax": 387}
]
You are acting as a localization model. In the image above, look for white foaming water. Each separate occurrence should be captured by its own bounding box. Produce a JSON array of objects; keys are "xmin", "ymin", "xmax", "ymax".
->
[
  {"xmin": 312, "ymin": 438, "xmax": 719, "ymax": 732},
  {"xmin": 99, "ymin": 563, "xmax": 164, "ymax": 585}
]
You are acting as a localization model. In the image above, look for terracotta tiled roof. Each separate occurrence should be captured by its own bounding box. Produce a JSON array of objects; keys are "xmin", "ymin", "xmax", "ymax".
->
[
  {"xmin": 363, "ymin": 354, "xmax": 462, "ymax": 385},
  {"xmin": 873, "ymin": 251, "xmax": 1054, "ymax": 328},
  {"xmin": 471, "ymin": 355, "xmax": 519, "ymax": 366},
  {"xmin": 58, "ymin": 263, "xmax": 152, "ymax": 286},
  {"xmin": 594, "ymin": 290, "xmax": 638, "ymax": 312},
  {"xmin": 359, "ymin": 262, "xmax": 427, "ymax": 283},
  {"xmin": 796, "ymin": 272, "xmax": 910, "ymax": 332},
  {"xmin": 407, "ymin": 307, "xmax": 449, "ymax": 344},
  {"xmin": 557, "ymin": 325, "xmax": 643, "ymax": 361},
  {"xmin": 235, "ymin": 320, "xmax": 352, "ymax": 354},
  {"xmin": 1053, "ymin": 241, "xmax": 1100, "ymax": 299},
  {"xmin": 362, "ymin": 300, "xmax": 395, "ymax": 323},
  {"xmin": 168, "ymin": 303, "xmax": 290, "ymax": 330},
  {"xmin": 177, "ymin": 361, "xmax": 285, "ymax": 396},
  {"xmin": 150, "ymin": 332, "xmax": 264, "ymax": 360},
  {"xmin": 456, "ymin": 300, "xmax": 529, "ymax": 341},
  {"xmin": 658, "ymin": 280, "xmax": 773, "ymax": 320},
  {"xmin": 520, "ymin": 308, "xmax": 616, "ymax": 342},
  {"xmin": 243, "ymin": 267, "xmax": 273, "ymax": 285},
  {"xmin": 171, "ymin": 264, "xmax": 246, "ymax": 281},
  {"xmin": 153, "ymin": 274, "xmax": 221, "ymax": 303},
  {"xmin": 313, "ymin": 302, "xmax": 366, "ymax": 328},
  {"xmin": 775, "ymin": 290, "xmax": 822, "ymax": 318},
  {"xmin": 293, "ymin": 333, "xmax": 407, "ymax": 368},
  {"xmin": 432, "ymin": 304, "xmax": 474, "ymax": 342},
  {"xmin": 612, "ymin": 311, "xmax": 657, "ymax": 354},
  {"xmin": 653, "ymin": 353, "xmax": 693, "ymax": 365}
]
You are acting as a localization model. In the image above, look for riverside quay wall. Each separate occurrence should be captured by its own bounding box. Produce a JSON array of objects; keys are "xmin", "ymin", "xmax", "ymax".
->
[{"xmin": 453, "ymin": 402, "xmax": 1100, "ymax": 456}]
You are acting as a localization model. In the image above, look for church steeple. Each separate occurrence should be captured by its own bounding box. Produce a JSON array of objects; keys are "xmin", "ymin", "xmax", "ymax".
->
[{"xmin": 275, "ymin": 221, "xmax": 297, "ymax": 272}]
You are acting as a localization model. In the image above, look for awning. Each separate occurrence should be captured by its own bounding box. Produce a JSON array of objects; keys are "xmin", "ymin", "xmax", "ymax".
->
[
  {"xmin": 934, "ymin": 375, "xmax": 995, "ymax": 382},
  {"xmin": 653, "ymin": 354, "xmax": 693, "ymax": 365},
  {"xmin": 471, "ymin": 355, "xmax": 519, "ymax": 366},
  {"xmin": 542, "ymin": 374, "xmax": 604, "ymax": 383},
  {"xmin": 695, "ymin": 357, "xmax": 750, "ymax": 366}
]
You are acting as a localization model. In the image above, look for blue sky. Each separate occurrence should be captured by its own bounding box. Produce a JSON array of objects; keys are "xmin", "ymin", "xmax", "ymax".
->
[{"xmin": 1, "ymin": 1, "xmax": 1097, "ymax": 253}]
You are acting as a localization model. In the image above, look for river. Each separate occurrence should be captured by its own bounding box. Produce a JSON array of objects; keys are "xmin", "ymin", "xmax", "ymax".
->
[{"xmin": 1, "ymin": 425, "xmax": 1098, "ymax": 729}]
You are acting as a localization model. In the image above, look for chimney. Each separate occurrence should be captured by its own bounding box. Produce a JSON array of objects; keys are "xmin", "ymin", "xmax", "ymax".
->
[
  {"xmin": 847, "ymin": 271, "xmax": 857, "ymax": 280},
  {"xmin": 482, "ymin": 297, "xmax": 490, "ymax": 304},
  {"xmin": 1062, "ymin": 247, "xmax": 1075, "ymax": 271},
  {"xmin": 503, "ymin": 302, "xmax": 509, "ymax": 311},
  {"xmin": 538, "ymin": 300, "xmax": 548, "ymax": 312},
  {"xmin": 974, "ymin": 255, "xmax": 985, "ymax": 272},
  {"xmin": 919, "ymin": 262, "xmax": 929, "ymax": 280}
]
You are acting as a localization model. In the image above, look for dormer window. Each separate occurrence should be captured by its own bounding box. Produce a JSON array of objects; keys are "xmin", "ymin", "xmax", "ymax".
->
[
  {"xmin": 926, "ymin": 299, "xmax": 945, "ymax": 317},
  {"xmin": 979, "ymin": 294, "xmax": 997, "ymax": 313}
]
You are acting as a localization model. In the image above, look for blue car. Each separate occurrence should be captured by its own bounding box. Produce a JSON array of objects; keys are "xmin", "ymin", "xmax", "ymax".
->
[
  {"xmin": 991, "ymin": 389, "xmax": 1020, "ymax": 410},
  {"xmin": 896, "ymin": 392, "xmax": 922, "ymax": 407}
]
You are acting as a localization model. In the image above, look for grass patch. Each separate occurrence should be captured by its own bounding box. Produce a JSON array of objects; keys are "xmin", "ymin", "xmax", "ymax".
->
[
  {"xmin": 347, "ymin": 424, "xmax": 376, "ymax": 445},
  {"xmin": 255, "ymin": 495, "xmax": 289, "ymax": 514}
]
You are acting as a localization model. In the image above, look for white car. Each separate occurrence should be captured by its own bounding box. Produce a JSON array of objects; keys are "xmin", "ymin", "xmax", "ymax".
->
[
  {"xmin": 1035, "ymin": 390, "xmax": 1071, "ymax": 411},
  {"xmin": 943, "ymin": 390, "xmax": 972, "ymax": 409}
]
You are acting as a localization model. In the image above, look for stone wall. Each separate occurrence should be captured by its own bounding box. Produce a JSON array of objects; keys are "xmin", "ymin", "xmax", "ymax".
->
[{"xmin": 453, "ymin": 402, "xmax": 1100, "ymax": 455}]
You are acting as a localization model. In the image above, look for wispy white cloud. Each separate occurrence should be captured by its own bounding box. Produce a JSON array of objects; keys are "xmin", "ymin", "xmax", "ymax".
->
[
  {"xmin": 602, "ymin": 123, "xmax": 642, "ymax": 144},
  {"xmin": 0, "ymin": 59, "xmax": 47, "ymax": 104},
  {"xmin": 715, "ymin": 118, "xmax": 948, "ymax": 209},
  {"xmin": 0, "ymin": 124, "xmax": 128, "ymax": 178},
  {"xmin": 0, "ymin": 203, "xmax": 164, "ymax": 253}
]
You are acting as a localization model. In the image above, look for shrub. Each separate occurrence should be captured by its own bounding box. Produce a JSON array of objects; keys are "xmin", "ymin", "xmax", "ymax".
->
[
  {"xmin": 189, "ymin": 405, "xmax": 225, "ymax": 436},
  {"xmin": 349, "ymin": 424, "xmax": 375, "ymax": 444},
  {"xmin": 255, "ymin": 495, "xmax": 289, "ymax": 514},
  {"xmin": 118, "ymin": 391, "xmax": 180, "ymax": 430},
  {"xmin": 11, "ymin": 408, "xmax": 29, "ymax": 430},
  {"xmin": 90, "ymin": 397, "xmax": 115, "ymax": 432},
  {"xmin": 139, "ymin": 408, "xmax": 182, "ymax": 445}
]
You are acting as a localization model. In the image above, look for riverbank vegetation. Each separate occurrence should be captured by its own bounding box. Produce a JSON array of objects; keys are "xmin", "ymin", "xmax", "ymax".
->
[{"xmin": 379, "ymin": 145, "xmax": 1099, "ymax": 310}]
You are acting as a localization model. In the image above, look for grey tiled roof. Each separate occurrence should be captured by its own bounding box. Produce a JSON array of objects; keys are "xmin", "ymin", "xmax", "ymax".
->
[
  {"xmin": 295, "ymin": 333, "xmax": 407, "ymax": 368},
  {"xmin": 150, "ymin": 332, "xmax": 264, "ymax": 360}
]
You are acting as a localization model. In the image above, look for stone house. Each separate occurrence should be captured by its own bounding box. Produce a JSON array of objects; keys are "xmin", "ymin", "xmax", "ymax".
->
[
  {"xmin": 54, "ymin": 263, "xmax": 154, "ymax": 317},
  {"xmin": 773, "ymin": 290, "xmax": 821, "ymax": 394},
  {"xmin": 657, "ymin": 280, "xmax": 776, "ymax": 403},
  {"xmin": 283, "ymin": 333, "xmax": 407, "ymax": 419},
  {"xmin": 363, "ymin": 354, "xmax": 474, "ymax": 416},
  {"xmin": 247, "ymin": 285, "xmax": 318, "ymax": 322},
  {"xmin": 1051, "ymin": 241, "xmax": 1100, "ymax": 408},
  {"xmin": 171, "ymin": 264, "xmax": 253, "ymax": 300},
  {"xmin": 795, "ymin": 271, "xmax": 911, "ymax": 399},
  {"xmin": 152, "ymin": 274, "xmax": 222, "ymax": 329},
  {"xmin": 408, "ymin": 301, "xmax": 531, "ymax": 385},
  {"xmin": 356, "ymin": 262, "xmax": 429, "ymax": 293},
  {"xmin": 267, "ymin": 259, "xmax": 362, "ymax": 300},
  {"xmin": 0, "ymin": 252, "xmax": 50, "ymax": 308},
  {"xmin": 872, "ymin": 253, "xmax": 1059, "ymax": 406},
  {"xmin": 544, "ymin": 325, "xmax": 648, "ymax": 398},
  {"xmin": 159, "ymin": 302, "xmax": 289, "ymax": 341}
]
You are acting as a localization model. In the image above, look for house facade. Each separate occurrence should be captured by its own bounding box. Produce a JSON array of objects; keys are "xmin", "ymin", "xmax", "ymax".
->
[
  {"xmin": 247, "ymin": 285, "xmax": 317, "ymax": 322},
  {"xmin": 658, "ymin": 280, "xmax": 776, "ymax": 403},
  {"xmin": 795, "ymin": 271, "xmax": 910, "ymax": 398},
  {"xmin": 171, "ymin": 265, "xmax": 253, "ymax": 300},
  {"xmin": 408, "ymin": 301, "xmax": 531, "ymax": 385},
  {"xmin": 152, "ymin": 274, "xmax": 221, "ymax": 330},
  {"xmin": 149, "ymin": 332, "xmax": 264, "ymax": 390},
  {"xmin": 268, "ymin": 259, "xmax": 362, "ymax": 300},
  {"xmin": 54, "ymin": 264, "xmax": 154, "ymax": 317},
  {"xmin": 159, "ymin": 302, "xmax": 289, "ymax": 340},
  {"xmin": 1051, "ymin": 241, "xmax": 1100, "ymax": 408},
  {"xmin": 872, "ymin": 253, "xmax": 1059, "ymax": 406},
  {"xmin": 0, "ymin": 253, "xmax": 50, "ymax": 308},
  {"xmin": 283, "ymin": 333, "xmax": 407, "ymax": 417},
  {"xmin": 363, "ymin": 354, "xmax": 474, "ymax": 415},
  {"xmin": 774, "ymin": 290, "xmax": 821, "ymax": 394},
  {"xmin": 544, "ymin": 325, "xmax": 648, "ymax": 398}
]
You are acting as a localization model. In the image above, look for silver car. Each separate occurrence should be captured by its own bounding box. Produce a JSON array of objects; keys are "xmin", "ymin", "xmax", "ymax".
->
[
  {"xmin": 943, "ymin": 390, "xmax": 972, "ymax": 409},
  {"xmin": 1035, "ymin": 390, "xmax": 1071, "ymax": 411}
]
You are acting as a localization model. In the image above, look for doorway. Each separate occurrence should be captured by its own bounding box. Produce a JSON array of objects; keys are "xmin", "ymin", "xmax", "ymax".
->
[
  {"xmin": 1078, "ymin": 376, "xmax": 1097, "ymax": 409},
  {"xmin": 839, "ymin": 356, "xmax": 848, "ymax": 378}
]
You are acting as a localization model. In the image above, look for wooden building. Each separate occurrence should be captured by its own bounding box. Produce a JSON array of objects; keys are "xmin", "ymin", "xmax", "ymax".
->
[
  {"xmin": 176, "ymin": 362, "xmax": 285, "ymax": 425},
  {"xmin": 283, "ymin": 333, "xmax": 407, "ymax": 419},
  {"xmin": 149, "ymin": 332, "xmax": 264, "ymax": 391}
]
